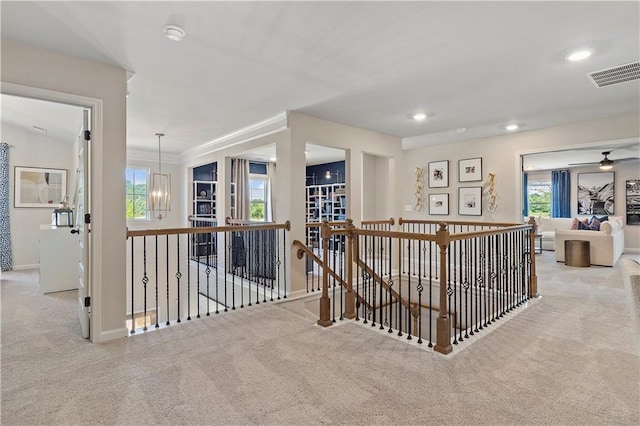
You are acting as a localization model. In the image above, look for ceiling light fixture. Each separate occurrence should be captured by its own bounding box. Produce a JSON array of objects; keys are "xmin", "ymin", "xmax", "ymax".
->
[
  {"xmin": 149, "ymin": 133, "xmax": 171, "ymax": 220},
  {"xmin": 599, "ymin": 152, "xmax": 614, "ymax": 170},
  {"xmin": 565, "ymin": 49, "xmax": 592, "ymax": 62},
  {"xmin": 456, "ymin": 127, "xmax": 466, "ymax": 134},
  {"xmin": 505, "ymin": 124, "xmax": 519, "ymax": 131},
  {"xmin": 412, "ymin": 113, "xmax": 427, "ymax": 121},
  {"xmin": 163, "ymin": 25, "xmax": 185, "ymax": 41}
]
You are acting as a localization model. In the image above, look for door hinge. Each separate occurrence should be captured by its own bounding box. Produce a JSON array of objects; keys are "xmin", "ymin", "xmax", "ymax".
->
[
  {"xmin": 84, "ymin": 130, "xmax": 91, "ymax": 141},
  {"xmin": 84, "ymin": 297, "xmax": 91, "ymax": 307},
  {"xmin": 85, "ymin": 213, "xmax": 91, "ymax": 224}
]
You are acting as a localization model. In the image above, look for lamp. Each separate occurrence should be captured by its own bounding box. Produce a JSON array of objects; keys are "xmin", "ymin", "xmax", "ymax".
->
[
  {"xmin": 325, "ymin": 170, "xmax": 341, "ymax": 181},
  {"xmin": 52, "ymin": 195, "xmax": 73, "ymax": 227},
  {"xmin": 149, "ymin": 133, "xmax": 171, "ymax": 220}
]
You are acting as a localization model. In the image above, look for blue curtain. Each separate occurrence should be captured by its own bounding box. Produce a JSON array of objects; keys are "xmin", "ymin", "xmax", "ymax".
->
[
  {"xmin": 522, "ymin": 172, "xmax": 529, "ymax": 218},
  {"xmin": 551, "ymin": 170, "xmax": 571, "ymax": 218},
  {"xmin": 0, "ymin": 143, "xmax": 12, "ymax": 271}
]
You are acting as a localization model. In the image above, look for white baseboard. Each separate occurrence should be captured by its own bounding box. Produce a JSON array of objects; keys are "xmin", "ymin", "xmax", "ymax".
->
[
  {"xmin": 95, "ymin": 327, "xmax": 128, "ymax": 343},
  {"xmin": 13, "ymin": 264, "xmax": 39, "ymax": 270},
  {"xmin": 625, "ymin": 248, "xmax": 640, "ymax": 254}
]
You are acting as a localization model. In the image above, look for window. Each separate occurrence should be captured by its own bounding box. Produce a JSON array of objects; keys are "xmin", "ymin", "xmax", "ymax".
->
[
  {"xmin": 249, "ymin": 174, "xmax": 267, "ymax": 221},
  {"xmin": 527, "ymin": 179, "xmax": 552, "ymax": 217},
  {"xmin": 126, "ymin": 167, "xmax": 149, "ymax": 221}
]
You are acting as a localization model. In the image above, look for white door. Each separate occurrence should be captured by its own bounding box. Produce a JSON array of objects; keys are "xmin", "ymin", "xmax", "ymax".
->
[{"xmin": 75, "ymin": 109, "xmax": 91, "ymax": 339}]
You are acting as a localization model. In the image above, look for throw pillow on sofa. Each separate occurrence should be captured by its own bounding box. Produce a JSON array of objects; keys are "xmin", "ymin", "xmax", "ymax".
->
[
  {"xmin": 591, "ymin": 215, "xmax": 609, "ymax": 223},
  {"xmin": 571, "ymin": 217, "xmax": 589, "ymax": 230}
]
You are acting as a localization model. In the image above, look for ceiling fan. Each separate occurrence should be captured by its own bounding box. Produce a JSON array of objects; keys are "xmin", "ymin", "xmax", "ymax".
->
[{"xmin": 568, "ymin": 151, "xmax": 638, "ymax": 170}]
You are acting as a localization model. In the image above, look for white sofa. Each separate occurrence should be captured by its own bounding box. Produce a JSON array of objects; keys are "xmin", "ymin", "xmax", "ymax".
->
[{"xmin": 533, "ymin": 216, "xmax": 624, "ymax": 266}]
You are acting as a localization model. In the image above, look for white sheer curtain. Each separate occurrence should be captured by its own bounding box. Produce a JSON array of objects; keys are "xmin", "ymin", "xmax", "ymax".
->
[
  {"xmin": 231, "ymin": 158, "xmax": 250, "ymax": 220},
  {"xmin": 266, "ymin": 162, "xmax": 276, "ymax": 222},
  {"xmin": 1, "ymin": 142, "xmax": 13, "ymax": 271}
]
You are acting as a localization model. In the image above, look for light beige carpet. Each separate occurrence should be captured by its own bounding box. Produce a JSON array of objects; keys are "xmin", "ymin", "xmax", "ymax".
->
[{"xmin": 1, "ymin": 252, "xmax": 639, "ymax": 425}]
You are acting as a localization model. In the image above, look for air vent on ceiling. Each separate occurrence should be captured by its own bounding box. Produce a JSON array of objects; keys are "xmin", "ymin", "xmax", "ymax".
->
[{"xmin": 588, "ymin": 61, "xmax": 640, "ymax": 88}]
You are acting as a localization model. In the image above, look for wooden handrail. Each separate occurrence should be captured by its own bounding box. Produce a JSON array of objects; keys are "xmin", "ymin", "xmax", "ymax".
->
[
  {"xmin": 398, "ymin": 217, "xmax": 524, "ymax": 228},
  {"xmin": 361, "ymin": 218, "xmax": 395, "ymax": 226},
  {"xmin": 127, "ymin": 221, "xmax": 290, "ymax": 238},
  {"xmin": 305, "ymin": 221, "xmax": 347, "ymax": 228},
  {"xmin": 292, "ymin": 240, "xmax": 372, "ymax": 311}
]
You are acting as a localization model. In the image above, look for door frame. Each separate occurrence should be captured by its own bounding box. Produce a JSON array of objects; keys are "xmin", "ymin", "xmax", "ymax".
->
[{"xmin": 1, "ymin": 82, "xmax": 103, "ymax": 342}]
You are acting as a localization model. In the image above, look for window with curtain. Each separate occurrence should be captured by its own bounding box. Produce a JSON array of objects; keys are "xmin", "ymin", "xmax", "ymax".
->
[
  {"xmin": 551, "ymin": 170, "xmax": 571, "ymax": 218},
  {"xmin": 249, "ymin": 174, "xmax": 267, "ymax": 221},
  {"xmin": 527, "ymin": 177, "xmax": 552, "ymax": 217},
  {"xmin": 1, "ymin": 142, "xmax": 12, "ymax": 272}
]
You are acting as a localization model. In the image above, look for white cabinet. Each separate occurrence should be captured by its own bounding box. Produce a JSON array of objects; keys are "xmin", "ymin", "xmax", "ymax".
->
[{"xmin": 39, "ymin": 225, "xmax": 78, "ymax": 293}]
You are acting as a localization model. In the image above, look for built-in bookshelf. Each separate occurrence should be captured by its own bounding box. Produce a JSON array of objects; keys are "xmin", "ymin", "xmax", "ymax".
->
[
  {"xmin": 192, "ymin": 180, "xmax": 217, "ymax": 258},
  {"xmin": 305, "ymin": 182, "xmax": 347, "ymax": 245}
]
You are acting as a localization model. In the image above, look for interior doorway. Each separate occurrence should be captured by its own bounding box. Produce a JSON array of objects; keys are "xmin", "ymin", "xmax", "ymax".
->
[{"xmin": 1, "ymin": 90, "xmax": 93, "ymax": 339}]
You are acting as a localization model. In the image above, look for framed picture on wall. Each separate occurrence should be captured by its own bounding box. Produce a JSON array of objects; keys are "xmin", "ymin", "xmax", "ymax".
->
[
  {"xmin": 458, "ymin": 186, "xmax": 482, "ymax": 216},
  {"xmin": 14, "ymin": 166, "xmax": 67, "ymax": 208},
  {"xmin": 428, "ymin": 193, "xmax": 449, "ymax": 215},
  {"xmin": 428, "ymin": 160, "xmax": 448, "ymax": 188},
  {"xmin": 577, "ymin": 172, "xmax": 614, "ymax": 215},
  {"xmin": 458, "ymin": 157, "xmax": 482, "ymax": 182},
  {"xmin": 626, "ymin": 179, "xmax": 640, "ymax": 225}
]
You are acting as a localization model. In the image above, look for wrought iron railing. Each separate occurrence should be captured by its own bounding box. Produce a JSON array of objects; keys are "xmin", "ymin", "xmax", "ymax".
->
[
  {"xmin": 126, "ymin": 221, "xmax": 290, "ymax": 334},
  {"xmin": 293, "ymin": 217, "xmax": 538, "ymax": 355}
]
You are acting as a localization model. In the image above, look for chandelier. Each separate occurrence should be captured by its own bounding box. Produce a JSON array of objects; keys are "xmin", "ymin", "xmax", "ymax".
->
[{"xmin": 149, "ymin": 133, "xmax": 171, "ymax": 220}]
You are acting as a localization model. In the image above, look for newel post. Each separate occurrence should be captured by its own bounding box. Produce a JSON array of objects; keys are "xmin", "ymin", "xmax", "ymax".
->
[
  {"xmin": 343, "ymin": 219, "xmax": 356, "ymax": 319},
  {"xmin": 317, "ymin": 219, "xmax": 332, "ymax": 327},
  {"xmin": 434, "ymin": 222, "xmax": 453, "ymax": 355},
  {"xmin": 528, "ymin": 216, "xmax": 539, "ymax": 298}
]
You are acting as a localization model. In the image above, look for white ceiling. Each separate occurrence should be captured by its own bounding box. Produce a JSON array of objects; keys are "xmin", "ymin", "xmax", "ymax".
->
[
  {"xmin": 1, "ymin": 1, "xmax": 639, "ymax": 159},
  {"xmin": 1, "ymin": 94, "xmax": 84, "ymax": 143}
]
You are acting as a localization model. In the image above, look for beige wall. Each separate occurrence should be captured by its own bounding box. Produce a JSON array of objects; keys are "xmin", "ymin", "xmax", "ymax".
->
[
  {"xmin": 401, "ymin": 113, "xmax": 640, "ymax": 250},
  {"xmin": 182, "ymin": 113, "xmax": 403, "ymax": 293},
  {"xmin": 2, "ymin": 123, "xmax": 76, "ymax": 268},
  {"xmin": 2, "ymin": 39, "xmax": 128, "ymax": 341}
]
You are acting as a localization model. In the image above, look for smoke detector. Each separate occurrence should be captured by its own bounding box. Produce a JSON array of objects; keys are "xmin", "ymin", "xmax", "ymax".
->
[{"xmin": 163, "ymin": 25, "xmax": 185, "ymax": 41}]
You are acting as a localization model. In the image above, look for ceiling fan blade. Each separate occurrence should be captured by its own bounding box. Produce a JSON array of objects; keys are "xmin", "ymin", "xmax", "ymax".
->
[
  {"xmin": 568, "ymin": 156, "xmax": 638, "ymax": 166},
  {"xmin": 568, "ymin": 161, "xmax": 599, "ymax": 166}
]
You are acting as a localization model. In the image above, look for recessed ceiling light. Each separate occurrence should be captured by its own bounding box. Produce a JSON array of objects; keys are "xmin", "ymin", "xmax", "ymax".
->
[
  {"xmin": 505, "ymin": 124, "xmax": 519, "ymax": 131},
  {"xmin": 565, "ymin": 49, "xmax": 592, "ymax": 62},
  {"xmin": 163, "ymin": 25, "xmax": 185, "ymax": 41},
  {"xmin": 456, "ymin": 127, "xmax": 466, "ymax": 134},
  {"xmin": 412, "ymin": 113, "xmax": 427, "ymax": 121},
  {"xmin": 270, "ymin": 157, "xmax": 277, "ymax": 162}
]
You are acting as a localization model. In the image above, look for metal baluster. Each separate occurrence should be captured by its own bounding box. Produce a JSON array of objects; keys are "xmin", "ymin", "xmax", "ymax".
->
[
  {"xmin": 215, "ymin": 231, "xmax": 220, "ymax": 314},
  {"xmin": 417, "ymin": 239, "xmax": 423, "ymax": 344},
  {"xmin": 187, "ymin": 233, "xmax": 192, "ymax": 321},
  {"xmin": 130, "ymin": 237, "xmax": 135, "ymax": 334},
  {"xmin": 339, "ymin": 233, "xmax": 344, "ymax": 320},
  {"xmin": 142, "ymin": 236, "xmax": 148, "ymax": 331},
  {"xmin": 464, "ymin": 239, "xmax": 470, "ymax": 340},
  {"xmin": 224, "ymin": 232, "xmax": 229, "ymax": 311},
  {"xmin": 332, "ymin": 231, "xmax": 337, "ymax": 323},
  {"xmin": 283, "ymin": 227, "xmax": 288, "ymax": 299},
  {"xmin": 166, "ymin": 235, "xmax": 170, "ymax": 326},
  {"xmin": 176, "ymin": 236, "xmax": 181, "ymax": 323},
  {"xmin": 451, "ymin": 240, "xmax": 458, "ymax": 344},
  {"xmin": 155, "ymin": 235, "xmax": 159, "ymax": 328},
  {"xmin": 428, "ymin": 239, "xmax": 433, "ymax": 347},
  {"xmin": 397, "ymin": 237, "xmax": 403, "ymax": 337},
  {"xmin": 406, "ymin": 234, "xmax": 412, "ymax": 341},
  {"xmin": 372, "ymin": 234, "xmax": 376, "ymax": 328},
  {"xmin": 206, "ymin": 236, "xmax": 211, "ymax": 316}
]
